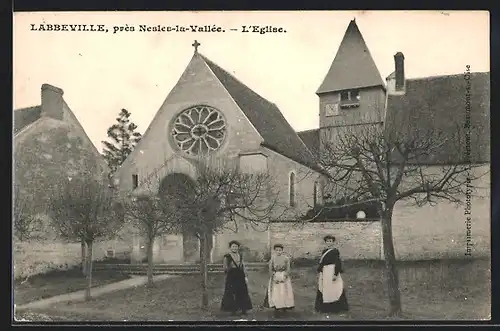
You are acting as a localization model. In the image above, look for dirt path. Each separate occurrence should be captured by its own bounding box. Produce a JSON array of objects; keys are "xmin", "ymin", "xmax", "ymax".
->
[{"xmin": 15, "ymin": 275, "xmax": 175, "ymax": 310}]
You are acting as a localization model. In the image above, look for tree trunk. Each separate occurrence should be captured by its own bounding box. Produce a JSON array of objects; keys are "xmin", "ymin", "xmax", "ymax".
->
[
  {"xmin": 381, "ymin": 207, "xmax": 402, "ymax": 316},
  {"xmin": 199, "ymin": 231, "xmax": 209, "ymax": 309},
  {"xmin": 84, "ymin": 240, "xmax": 94, "ymax": 301},
  {"xmin": 81, "ymin": 239, "xmax": 87, "ymax": 276},
  {"xmin": 147, "ymin": 236, "xmax": 155, "ymax": 287}
]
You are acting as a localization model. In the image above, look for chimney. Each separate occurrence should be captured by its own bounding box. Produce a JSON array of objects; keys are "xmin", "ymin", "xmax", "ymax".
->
[
  {"xmin": 41, "ymin": 84, "xmax": 64, "ymax": 120},
  {"xmin": 394, "ymin": 52, "xmax": 405, "ymax": 91}
]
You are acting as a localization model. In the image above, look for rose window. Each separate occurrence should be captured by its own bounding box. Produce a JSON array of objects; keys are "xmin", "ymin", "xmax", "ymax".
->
[{"xmin": 171, "ymin": 105, "xmax": 227, "ymax": 156}]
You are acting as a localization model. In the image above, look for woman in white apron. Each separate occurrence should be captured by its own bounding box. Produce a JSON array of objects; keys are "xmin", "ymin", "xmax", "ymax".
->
[
  {"xmin": 263, "ymin": 244, "xmax": 295, "ymax": 317},
  {"xmin": 314, "ymin": 235, "xmax": 349, "ymax": 314}
]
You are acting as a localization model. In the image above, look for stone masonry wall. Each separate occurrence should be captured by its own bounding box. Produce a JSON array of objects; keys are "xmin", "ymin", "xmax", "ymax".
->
[
  {"xmin": 391, "ymin": 197, "xmax": 490, "ymax": 260},
  {"xmin": 13, "ymin": 239, "xmax": 131, "ymax": 280},
  {"xmin": 270, "ymin": 221, "xmax": 382, "ymax": 260},
  {"xmin": 267, "ymin": 194, "xmax": 490, "ymax": 262}
]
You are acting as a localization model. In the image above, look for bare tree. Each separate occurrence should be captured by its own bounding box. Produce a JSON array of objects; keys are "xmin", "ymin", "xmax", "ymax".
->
[
  {"xmin": 48, "ymin": 176, "xmax": 125, "ymax": 301},
  {"xmin": 13, "ymin": 184, "xmax": 46, "ymax": 285},
  {"xmin": 13, "ymin": 184, "xmax": 42, "ymax": 242},
  {"xmin": 311, "ymin": 119, "xmax": 488, "ymax": 316},
  {"xmin": 156, "ymin": 157, "xmax": 283, "ymax": 309},
  {"xmin": 122, "ymin": 173, "xmax": 182, "ymax": 287}
]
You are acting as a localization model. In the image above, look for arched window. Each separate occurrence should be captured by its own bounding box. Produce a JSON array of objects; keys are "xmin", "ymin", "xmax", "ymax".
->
[
  {"xmin": 289, "ymin": 172, "xmax": 296, "ymax": 207},
  {"xmin": 313, "ymin": 181, "xmax": 318, "ymax": 206}
]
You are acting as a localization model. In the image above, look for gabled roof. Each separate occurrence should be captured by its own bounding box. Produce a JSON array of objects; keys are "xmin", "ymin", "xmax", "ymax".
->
[
  {"xmin": 297, "ymin": 129, "xmax": 320, "ymax": 157},
  {"xmin": 317, "ymin": 19, "xmax": 385, "ymax": 94},
  {"xmin": 14, "ymin": 106, "xmax": 41, "ymax": 134},
  {"xmin": 200, "ymin": 54, "xmax": 322, "ymax": 172},
  {"xmin": 385, "ymin": 72, "xmax": 490, "ymax": 165}
]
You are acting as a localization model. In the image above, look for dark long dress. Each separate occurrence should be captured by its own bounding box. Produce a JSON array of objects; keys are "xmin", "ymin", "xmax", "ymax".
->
[
  {"xmin": 220, "ymin": 253, "xmax": 253, "ymax": 313},
  {"xmin": 314, "ymin": 248, "xmax": 349, "ymax": 313}
]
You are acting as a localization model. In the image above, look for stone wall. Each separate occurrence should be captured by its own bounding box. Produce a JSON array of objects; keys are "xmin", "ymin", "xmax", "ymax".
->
[
  {"xmin": 13, "ymin": 239, "xmax": 132, "ymax": 280},
  {"xmin": 391, "ymin": 197, "xmax": 490, "ymax": 260},
  {"xmin": 270, "ymin": 220, "xmax": 382, "ymax": 260},
  {"xmin": 182, "ymin": 189, "xmax": 491, "ymax": 264},
  {"xmin": 266, "ymin": 193, "xmax": 490, "ymax": 262},
  {"xmin": 212, "ymin": 220, "xmax": 270, "ymax": 263}
]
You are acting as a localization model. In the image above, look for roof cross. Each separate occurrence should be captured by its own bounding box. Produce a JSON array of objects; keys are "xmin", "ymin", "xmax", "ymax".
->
[{"xmin": 192, "ymin": 40, "xmax": 201, "ymax": 53}]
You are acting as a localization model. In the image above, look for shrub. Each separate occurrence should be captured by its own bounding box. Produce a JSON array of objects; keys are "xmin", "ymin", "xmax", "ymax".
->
[
  {"xmin": 14, "ymin": 260, "xmax": 61, "ymax": 282},
  {"xmin": 240, "ymin": 246, "xmax": 268, "ymax": 262},
  {"xmin": 291, "ymin": 257, "xmax": 318, "ymax": 267},
  {"xmin": 97, "ymin": 256, "xmax": 131, "ymax": 264},
  {"xmin": 302, "ymin": 199, "xmax": 381, "ymax": 221}
]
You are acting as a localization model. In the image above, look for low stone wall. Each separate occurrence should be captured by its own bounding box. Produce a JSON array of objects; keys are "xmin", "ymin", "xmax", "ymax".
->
[
  {"xmin": 270, "ymin": 220, "xmax": 382, "ymax": 260},
  {"xmin": 13, "ymin": 239, "xmax": 132, "ymax": 280},
  {"xmin": 391, "ymin": 198, "xmax": 490, "ymax": 260},
  {"xmin": 48, "ymin": 193, "xmax": 488, "ymax": 268},
  {"xmin": 268, "ymin": 195, "xmax": 491, "ymax": 262},
  {"xmin": 212, "ymin": 220, "xmax": 270, "ymax": 263}
]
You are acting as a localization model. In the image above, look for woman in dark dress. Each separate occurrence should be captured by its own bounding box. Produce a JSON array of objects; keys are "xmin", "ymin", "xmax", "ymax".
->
[
  {"xmin": 314, "ymin": 235, "xmax": 349, "ymax": 314},
  {"xmin": 220, "ymin": 240, "xmax": 253, "ymax": 315}
]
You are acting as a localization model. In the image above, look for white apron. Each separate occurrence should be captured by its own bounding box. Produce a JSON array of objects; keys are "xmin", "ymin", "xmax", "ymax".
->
[
  {"xmin": 317, "ymin": 249, "xmax": 344, "ymax": 303},
  {"xmin": 267, "ymin": 262, "xmax": 294, "ymax": 309}
]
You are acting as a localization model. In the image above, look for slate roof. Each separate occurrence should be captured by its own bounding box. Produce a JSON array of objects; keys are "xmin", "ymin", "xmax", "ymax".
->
[
  {"xmin": 14, "ymin": 106, "xmax": 42, "ymax": 134},
  {"xmin": 201, "ymin": 54, "xmax": 322, "ymax": 172},
  {"xmin": 316, "ymin": 19, "xmax": 385, "ymax": 94},
  {"xmin": 384, "ymin": 72, "xmax": 490, "ymax": 165}
]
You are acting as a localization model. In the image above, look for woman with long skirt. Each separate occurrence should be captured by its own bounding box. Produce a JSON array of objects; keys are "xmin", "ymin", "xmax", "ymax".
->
[
  {"xmin": 314, "ymin": 235, "xmax": 349, "ymax": 315},
  {"xmin": 220, "ymin": 240, "xmax": 253, "ymax": 315},
  {"xmin": 263, "ymin": 244, "xmax": 295, "ymax": 317}
]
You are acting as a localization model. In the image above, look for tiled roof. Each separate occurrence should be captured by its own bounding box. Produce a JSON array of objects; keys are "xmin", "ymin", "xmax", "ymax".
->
[
  {"xmin": 297, "ymin": 129, "xmax": 320, "ymax": 157},
  {"xmin": 316, "ymin": 20, "xmax": 385, "ymax": 94},
  {"xmin": 201, "ymin": 54, "xmax": 322, "ymax": 172},
  {"xmin": 385, "ymin": 72, "xmax": 490, "ymax": 165},
  {"xmin": 14, "ymin": 106, "xmax": 42, "ymax": 134}
]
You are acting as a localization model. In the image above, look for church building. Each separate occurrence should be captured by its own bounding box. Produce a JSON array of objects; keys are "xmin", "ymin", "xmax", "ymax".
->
[
  {"xmin": 114, "ymin": 40, "xmax": 325, "ymax": 264},
  {"xmin": 115, "ymin": 19, "xmax": 490, "ymax": 264}
]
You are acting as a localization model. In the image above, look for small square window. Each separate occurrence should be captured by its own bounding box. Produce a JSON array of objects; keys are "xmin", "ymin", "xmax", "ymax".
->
[{"xmin": 339, "ymin": 90, "xmax": 361, "ymax": 109}]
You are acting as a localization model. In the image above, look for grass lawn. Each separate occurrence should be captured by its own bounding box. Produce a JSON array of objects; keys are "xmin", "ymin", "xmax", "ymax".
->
[
  {"xmin": 14, "ymin": 266, "xmax": 131, "ymax": 305},
  {"xmin": 24, "ymin": 258, "xmax": 490, "ymax": 321}
]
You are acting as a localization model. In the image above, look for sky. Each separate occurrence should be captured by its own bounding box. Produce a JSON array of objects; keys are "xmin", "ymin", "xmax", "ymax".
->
[{"xmin": 13, "ymin": 11, "xmax": 490, "ymax": 152}]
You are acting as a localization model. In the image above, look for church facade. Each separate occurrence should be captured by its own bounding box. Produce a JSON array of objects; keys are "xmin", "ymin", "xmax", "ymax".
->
[
  {"xmin": 114, "ymin": 19, "xmax": 490, "ymax": 264},
  {"xmin": 114, "ymin": 44, "xmax": 324, "ymax": 264}
]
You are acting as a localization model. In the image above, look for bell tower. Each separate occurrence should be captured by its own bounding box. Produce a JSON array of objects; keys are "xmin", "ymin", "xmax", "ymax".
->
[{"xmin": 316, "ymin": 19, "xmax": 386, "ymax": 130}]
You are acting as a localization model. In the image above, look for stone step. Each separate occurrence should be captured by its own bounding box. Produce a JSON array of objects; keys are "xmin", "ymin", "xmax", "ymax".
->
[
  {"xmin": 125, "ymin": 270, "xmax": 227, "ymax": 275},
  {"xmin": 94, "ymin": 263, "xmax": 266, "ymax": 268},
  {"xmin": 93, "ymin": 263, "xmax": 267, "ymax": 275}
]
